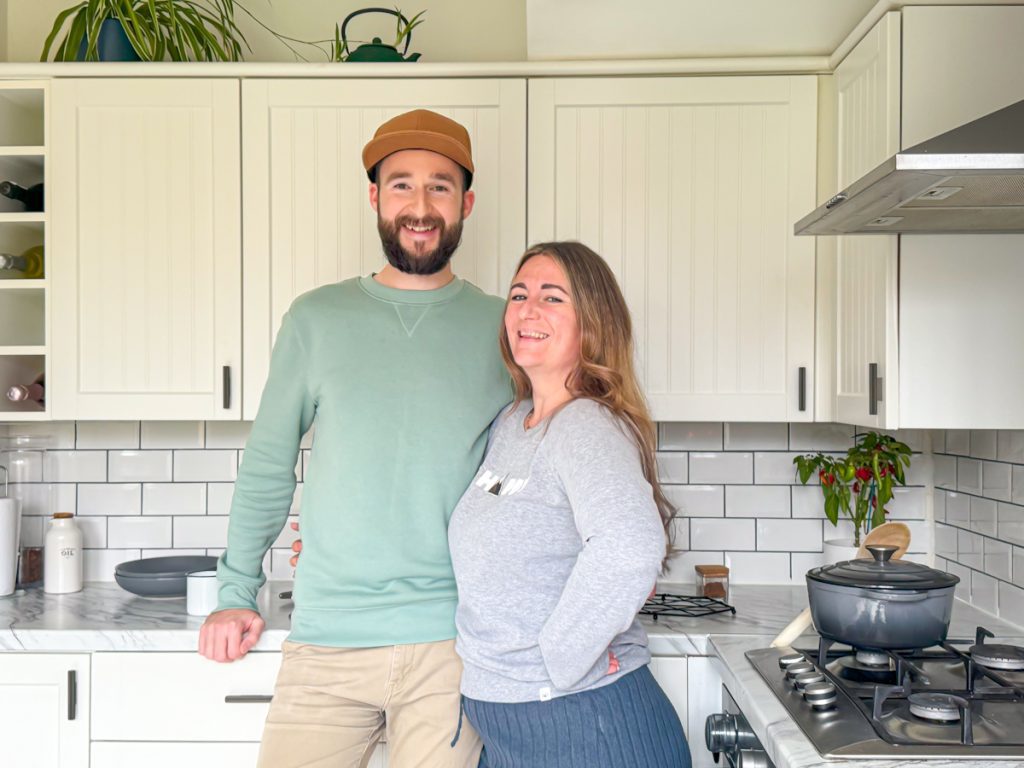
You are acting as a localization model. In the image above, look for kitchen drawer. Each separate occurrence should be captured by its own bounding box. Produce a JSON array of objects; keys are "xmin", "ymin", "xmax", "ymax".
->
[
  {"xmin": 92, "ymin": 651, "xmax": 281, "ymax": 741},
  {"xmin": 92, "ymin": 741, "xmax": 261, "ymax": 767}
]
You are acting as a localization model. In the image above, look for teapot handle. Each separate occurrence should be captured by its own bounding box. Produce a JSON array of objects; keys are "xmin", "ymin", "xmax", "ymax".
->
[{"xmin": 340, "ymin": 7, "xmax": 413, "ymax": 56}]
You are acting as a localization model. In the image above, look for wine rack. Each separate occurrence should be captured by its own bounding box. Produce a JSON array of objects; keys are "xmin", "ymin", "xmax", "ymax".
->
[{"xmin": 0, "ymin": 82, "xmax": 48, "ymax": 419}]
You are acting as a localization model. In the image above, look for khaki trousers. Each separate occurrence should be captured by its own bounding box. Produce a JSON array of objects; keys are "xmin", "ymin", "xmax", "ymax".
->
[{"xmin": 257, "ymin": 639, "xmax": 481, "ymax": 768}]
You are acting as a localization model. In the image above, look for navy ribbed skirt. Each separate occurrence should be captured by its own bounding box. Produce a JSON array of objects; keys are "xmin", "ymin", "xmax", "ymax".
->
[{"xmin": 463, "ymin": 665, "xmax": 691, "ymax": 768}]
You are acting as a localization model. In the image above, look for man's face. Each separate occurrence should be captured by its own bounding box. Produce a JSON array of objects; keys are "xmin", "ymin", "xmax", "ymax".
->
[{"xmin": 369, "ymin": 149, "xmax": 476, "ymax": 275}]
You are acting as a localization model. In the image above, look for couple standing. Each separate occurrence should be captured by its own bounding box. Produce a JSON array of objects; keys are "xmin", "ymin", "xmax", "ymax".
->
[{"xmin": 198, "ymin": 109, "xmax": 690, "ymax": 768}]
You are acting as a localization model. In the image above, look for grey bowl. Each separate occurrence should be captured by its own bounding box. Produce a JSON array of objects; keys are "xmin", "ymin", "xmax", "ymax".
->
[{"xmin": 114, "ymin": 555, "xmax": 218, "ymax": 597}]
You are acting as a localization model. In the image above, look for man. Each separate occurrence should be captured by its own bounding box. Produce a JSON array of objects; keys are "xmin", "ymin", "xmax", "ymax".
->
[{"xmin": 198, "ymin": 110, "xmax": 511, "ymax": 768}]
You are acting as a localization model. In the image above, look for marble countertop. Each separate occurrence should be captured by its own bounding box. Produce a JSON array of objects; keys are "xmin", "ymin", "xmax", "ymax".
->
[
  {"xmin": 709, "ymin": 600, "xmax": 1024, "ymax": 768},
  {"xmin": 0, "ymin": 581, "xmax": 810, "ymax": 653}
]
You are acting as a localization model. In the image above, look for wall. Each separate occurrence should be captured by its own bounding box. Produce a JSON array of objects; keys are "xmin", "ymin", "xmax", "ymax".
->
[
  {"xmin": 0, "ymin": 0, "xmax": 7, "ymax": 62},
  {"xmin": 1, "ymin": 420, "xmax": 931, "ymax": 589},
  {"xmin": 933, "ymin": 430, "xmax": 1024, "ymax": 623},
  {"xmin": 5, "ymin": 0, "xmax": 526, "ymax": 63}
]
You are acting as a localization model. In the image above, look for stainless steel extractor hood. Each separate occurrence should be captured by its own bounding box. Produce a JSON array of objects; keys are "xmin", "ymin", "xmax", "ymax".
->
[{"xmin": 795, "ymin": 99, "xmax": 1024, "ymax": 235}]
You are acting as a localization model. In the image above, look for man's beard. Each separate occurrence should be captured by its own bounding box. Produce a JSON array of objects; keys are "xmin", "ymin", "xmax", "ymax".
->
[{"xmin": 377, "ymin": 213, "xmax": 464, "ymax": 276}]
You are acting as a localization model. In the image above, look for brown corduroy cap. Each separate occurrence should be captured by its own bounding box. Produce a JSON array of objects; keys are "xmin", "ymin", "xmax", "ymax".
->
[{"xmin": 362, "ymin": 109, "xmax": 474, "ymax": 188}]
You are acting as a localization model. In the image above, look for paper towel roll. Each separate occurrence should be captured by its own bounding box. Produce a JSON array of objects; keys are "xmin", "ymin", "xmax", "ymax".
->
[{"xmin": 0, "ymin": 497, "xmax": 21, "ymax": 597}]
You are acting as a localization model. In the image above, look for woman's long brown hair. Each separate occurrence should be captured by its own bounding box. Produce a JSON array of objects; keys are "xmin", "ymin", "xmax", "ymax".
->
[{"xmin": 500, "ymin": 241, "xmax": 675, "ymax": 562}]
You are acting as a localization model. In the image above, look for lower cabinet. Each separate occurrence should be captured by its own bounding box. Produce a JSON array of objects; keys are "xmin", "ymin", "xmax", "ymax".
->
[
  {"xmin": 648, "ymin": 654, "xmax": 722, "ymax": 768},
  {"xmin": 649, "ymin": 655, "xmax": 688, "ymax": 737},
  {"xmin": 0, "ymin": 653, "xmax": 90, "ymax": 768}
]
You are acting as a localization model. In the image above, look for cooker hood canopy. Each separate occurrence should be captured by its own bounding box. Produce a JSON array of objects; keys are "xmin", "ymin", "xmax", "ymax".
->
[{"xmin": 795, "ymin": 99, "xmax": 1024, "ymax": 235}]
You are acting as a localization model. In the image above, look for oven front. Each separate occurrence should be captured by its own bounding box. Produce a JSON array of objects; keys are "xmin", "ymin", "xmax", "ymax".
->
[{"xmin": 704, "ymin": 686, "xmax": 775, "ymax": 768}]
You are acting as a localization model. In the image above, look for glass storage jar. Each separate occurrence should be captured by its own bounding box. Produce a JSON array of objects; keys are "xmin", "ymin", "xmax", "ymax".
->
[{"xmin": 695, "ymin": 564, "xmax": 730, "ymax": 602}]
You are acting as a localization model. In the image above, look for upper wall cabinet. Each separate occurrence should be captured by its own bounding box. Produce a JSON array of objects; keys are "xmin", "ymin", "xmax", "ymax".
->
[
  {"xmin": 529, "ymin": 76, "xmax": 817, "ymax": 422},
  {"xmin": 832, "ymin": 12, "xmax": 900, "ymax": 429},
  {"xmin": 241, "ymin": 79, "xmax": 526, "ymax": 419},
  {"xmin": 50, "ymin": 79, "xmax": 241, "ymax": 421}
]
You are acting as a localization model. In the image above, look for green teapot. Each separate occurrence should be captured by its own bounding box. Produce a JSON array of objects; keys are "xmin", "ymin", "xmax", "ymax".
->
[{"xmin": 340, "ymin": 7, "xmax": 422, "ymax": 62}]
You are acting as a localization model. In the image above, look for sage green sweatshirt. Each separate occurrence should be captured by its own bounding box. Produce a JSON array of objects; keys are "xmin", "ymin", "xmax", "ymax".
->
[{"xmin": 216, "ymin": 275, "xmax": 511, "ymax": 647}]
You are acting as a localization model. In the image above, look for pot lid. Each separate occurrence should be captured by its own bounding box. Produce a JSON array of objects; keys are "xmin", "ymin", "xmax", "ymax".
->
[{"xmin": 807, "ymin": 545, "xmax": 960, "ymax": 590}]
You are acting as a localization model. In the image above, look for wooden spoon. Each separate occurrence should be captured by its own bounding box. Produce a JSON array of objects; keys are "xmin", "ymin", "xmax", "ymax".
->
[{"xmin": 769, "ymin": 522, "xmax": 911, "ymax": 648}]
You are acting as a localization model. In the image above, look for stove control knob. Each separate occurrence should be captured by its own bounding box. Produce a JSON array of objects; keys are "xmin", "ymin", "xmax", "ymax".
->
[
  {"xmin": 778, "ymin": 652, "xmax": 805, "ymax": 670},
  {"xmin": 705, "ymin": 713, "xmax": 758, "ymax": 757},
  {"xmin": 736, "ymin": 749, "xmax": 771, "ymax": 768}
]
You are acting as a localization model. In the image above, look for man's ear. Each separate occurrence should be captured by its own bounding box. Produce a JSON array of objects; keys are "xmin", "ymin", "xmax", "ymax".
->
[
  {"xmin": 369, "ymin": 182, "xmax": 379, "ymax": 212},
  {"xmin": 462, "ymin": 189, "xmax": 476, "ymax": 220}
]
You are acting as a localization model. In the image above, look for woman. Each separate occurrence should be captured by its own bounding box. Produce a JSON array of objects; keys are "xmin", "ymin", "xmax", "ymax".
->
[{"xmin": 448, "ymin": 241, "xmax": 690, "ymax": 767}]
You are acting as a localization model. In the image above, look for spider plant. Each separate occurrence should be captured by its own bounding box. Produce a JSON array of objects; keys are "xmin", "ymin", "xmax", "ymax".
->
[{"xmin": 41, "ymin": 0, "xmax": 250, "ymax": 62}]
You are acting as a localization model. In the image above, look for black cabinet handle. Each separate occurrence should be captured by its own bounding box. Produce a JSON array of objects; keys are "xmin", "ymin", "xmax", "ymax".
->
[
  {"xmin": 868, "ymin": 362, "xmax": 879, "ymax": 416},
  {"xmin": 223, "ymin": 366, "xmax": 232, "ymax": 409},
  {"xmin": 224, "ymin": 694, "xmax": 273, "ymax": 704},
  {"xmin": 798, "ymin": 367, "xmax": 807, "ymax": 412},
  {"xmin": 68, "ymin": 670, "xmax": 77, "ymax": 721}
]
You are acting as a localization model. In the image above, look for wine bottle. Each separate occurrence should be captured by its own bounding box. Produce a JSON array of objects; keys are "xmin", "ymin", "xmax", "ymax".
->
[
  {"xmin": 6, "ymin": 374, "xmax": 44, "ymax": 406},
  {"xmin": 0, "ymin": 245, "xmax": 44, "ymax": 279},
  {"xmin": 0, "ymin": 181, "xmax": 44, "ymax": 212}
]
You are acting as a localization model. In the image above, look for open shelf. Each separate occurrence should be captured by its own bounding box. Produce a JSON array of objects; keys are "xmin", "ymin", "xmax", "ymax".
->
[
  {"xmin": 0, "ymin": 220, "xmax": 45, "ymax": 280},
  {"xmin": 0, "ymin": 154, "xmax": 44, "ymax": 214},
  {"xmin": 0, "ymin": 354, "xmax": 45, "ymax": 417},
  {"xmin": 0, "ymin": 88, "xmax": 45, "ymax": 148},
  {"xmin": 0, "ymin": 289, "xmax": 45, "ymax": 346}
]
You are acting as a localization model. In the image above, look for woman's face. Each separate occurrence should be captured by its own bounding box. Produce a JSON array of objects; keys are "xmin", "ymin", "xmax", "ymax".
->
[{"xmin": 505, "ymin": 255, "xmax": 581, "ymax": 385}]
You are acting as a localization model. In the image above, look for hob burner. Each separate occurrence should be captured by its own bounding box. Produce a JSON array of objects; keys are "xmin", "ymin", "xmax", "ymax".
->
[
  {"xmin": 855, "ymin": 650, "xmax": 890, "ymax": 667},
  {"xmin": 907, "ymin": 693, "xmax": 966, "ymax": 722},
  {"xmin": 970, "ymin": 643, "xmax": 1024, "ymax": 671}
]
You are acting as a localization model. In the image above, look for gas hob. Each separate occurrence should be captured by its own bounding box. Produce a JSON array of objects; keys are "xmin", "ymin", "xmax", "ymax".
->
[{"xmin": 746, "ymin": 627, "xmax": 1024, "ymax": 759}]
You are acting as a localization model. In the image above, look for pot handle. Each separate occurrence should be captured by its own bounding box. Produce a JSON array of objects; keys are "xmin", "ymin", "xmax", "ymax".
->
[
  {"xmin": 866, "ymin": 590, "xmax": 934, "ymax": 602},
  {"xmin": 340, "ymin": 7, "xmax": 413, "ymax": 56}
]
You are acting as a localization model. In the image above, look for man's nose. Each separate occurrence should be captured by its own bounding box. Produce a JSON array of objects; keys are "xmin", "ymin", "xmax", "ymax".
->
[{"xmin": 408, "ymin": 188, "xmax": 430, "ymax": 218}]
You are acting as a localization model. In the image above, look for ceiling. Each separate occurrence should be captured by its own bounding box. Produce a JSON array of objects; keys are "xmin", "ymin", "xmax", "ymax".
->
[{"xmin": 527, "ymin": 0, "xmax": 880, "ymax": 60}]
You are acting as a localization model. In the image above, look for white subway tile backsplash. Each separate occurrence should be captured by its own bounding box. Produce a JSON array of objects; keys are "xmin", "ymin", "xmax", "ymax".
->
[
  {"xmin": 970, "ymin": 430, "xmax": 998, "ymax": 460},
  {"xmin": 903, "ymin": 454, "xmax": 931, "ymax": 487},
  {"xmin": 6, "ymin": 422, "xmax": 76, "ymax": 449},
  {"xmin": 141, "ymin": 421, "xmax": 204, "ymax": 449},
  {"xmin": 725, "ymin": 552, "xmax": 791, "ymax": 584},
  {"xmin": 143, "ymin": 483, "xmax": 206, "ymax": 516},
  {"xmin": 945, "ymin": 430, "xmax": 970, "ymax": 456},
  {"xmin": 933, "ymin": 489, "xmax": 946, "ymax": 523},
  {"xmin": 84, "ymin": 549, "xmax": 139, "ymax": 582},
  {"xmin": 946, "ymin": 492, "xmax": 970, "ymax": 527},
  {"xmin": 45, "ymin": 451, "xmax": 107, "ymax": 483},
  {"xmin": 998, "ymin": 581, "xmax": 1024, "ymax": 621},
  {"xmin": 76, "ymin": 422, "xmax": 139, "ymax": 449},
  {"xmin": 886, "ymin": 487, "xmax": 927, "ymax": 520},
  {"xmin": 205, "ymin": 422, "xmax": 253, "ymax": 449},
  {"xmin": 174, "ymin": 515, "xmax": 230, "ymax": 549},
  {"xmin": 75, "ymin": 516, "xmax": 107, "ymax": 549},
  {"xmin": 903, "ymin": 520, "xmax": 933, "ymax": 555},
  {"xmin": 9, "ymin": 482, "xmax": 73, "ymax": 517},
  {"xmin": 756, "ymin": 519, "xmax": 822, "ymax": 552},
  {"xmin": 689, "ymin": 453, "xmax": 753, "ymax": 484},
  {"xmin": 173, "ymin": 450, "xmax": 237, "ymax": 482},
  {"xmin": 998, "ymin": 502, "xmax": 1024, "ymax": 547},
  {"xmin": 982, "ymin": 461, "xmax": 1012, "ymax": 502},
  {"xmin": 933, "ymin": 455, "xmax": 957, "ymax": 490},
  {"xmin": 754, "ymin": 453, "xmax": 801, "ymax": 484},
  {"xmin": 970, "ymin": 497, "xmax": 998, "ymax": 536},
  {"xmin": 790, "ymin": 552, "xmax": 828, "ymax": 581},
  {"xmin": 109, "ymin": 451, "xmax": 172, "ymax": 483},
  {"xmin": 1013, "ymin": 466, "xmax": 1024, "ymax": 506},
  {"xmin": 207, "ymin": 483, "xmax": 235, "ymax": 516},
  {"xmin": 1014, "ymin": 547, "xmax": 1024, "ymax": 588},
  {"xmin": 972, "ymin": 571, "xmax": 998, "ymax": 614},
  {"xmin": 936, "ymin": 523, "xmax": 958, "ymax": 560},
  {"xmin": 19, "ymin": 515, "xmax": 43, "ymax": 547},
  {"xmin": 724, "ymin": 423, "xmax": 788, "ymax": 451},
  {"xmin": 108, "ymin": 516, "xmax": 173, "ymax": 549},
  {"xmin": 691, "ymin": 518, "xmax": 755, "ymax": 550},
  {"xmin": 662, "ymin": 550, "xmax": 724, "ymax": 584},
  {"xmin": 665, "ymin": 485, "xmax": 724, "ymax": 518},
  {"xmin": 958, "ymin": 529, "xmax": 984, "ymax": 569},
  {"xmin": 726, "ymin": 486, "xmax": 790, "ymax": 518},
  {"xmin": 930, "ymin": 430, "xmax": 946, "ymax": 453},
  {"xmin": 997, "ymin": 430, "xmax": 1024, "ymax": 464},
  {"xmin": 671, "ymin": 519, "xmax": 690, "ymax": 552},
  {"xmin": 984, "ymin": 538, "xmax": 1012, "ymax": 581},
  {"xmin": 269, "ymin": 549, "xmax": 297, "ymax": 581},
  {"xmin": 659, "ymin": 423, "xmax": 723, "ymax": 450},
  {"xmin": 789, "ymin": 423, "xmax": 853, "ymax": 451},
  {"xmin": 946, "ymin": 560, "xmax": 972, "ymax": 601},
  {"xmin": 656, "ymin": 453, "xmax": 688, "ymax": 484},
  {"xmin": 791, "ymin": 485, "xmax": 826, "ymax": 519},
  {"xmin": 78, "ymin": 484, "xmax": 141, "ymax": 516},
  {"xmin": 957, "ymin": 458, "xmax": 983, "ymax": 495}
]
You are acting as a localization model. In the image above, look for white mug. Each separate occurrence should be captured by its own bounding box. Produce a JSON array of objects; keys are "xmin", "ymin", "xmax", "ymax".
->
[{"xmin": 186, "ymin": 570, "xmax": 219, "ymax": 616}]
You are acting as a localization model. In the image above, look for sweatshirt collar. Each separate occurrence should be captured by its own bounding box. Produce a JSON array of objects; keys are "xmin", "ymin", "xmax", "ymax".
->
[{"xmin": 358, "ymin": 274, "xmax": 466, "ymax": 305}]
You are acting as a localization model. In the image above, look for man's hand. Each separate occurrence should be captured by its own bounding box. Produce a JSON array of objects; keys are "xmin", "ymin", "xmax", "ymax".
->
[
  {"xmin": 290, "ymin": 519, "xmax": 302, "ymax": 567},
  {"xmin": 198, "ymin": 608, "xmax": 266, "ymax": 662}
]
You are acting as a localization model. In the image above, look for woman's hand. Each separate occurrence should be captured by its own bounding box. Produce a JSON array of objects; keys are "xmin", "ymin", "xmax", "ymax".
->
[
  {"xmin": 289, "ymin": 520, "xmax": 302, "ymax": 567},
  {"xmin": 607, "ymin": 649, "xmax": 620, "ymax": 675}
]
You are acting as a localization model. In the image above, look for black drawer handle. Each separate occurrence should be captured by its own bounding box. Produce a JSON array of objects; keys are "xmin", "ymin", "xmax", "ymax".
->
[
  {"xmin": 223, "ymin": 365, "xmax": 232, "ymax": 409},
  {"xmin": 224, "ymin": 694, "xmax": 273, "ymax": 704},
  {"xmin": 798, "ymin": 366, "xmax": 807, "ymax": 412},
  {"xmin": 68, "ymin": 670, "xmax": 77, "ymax": 721},
  {"xmin": 868, "ymin": 362, "xmax": 880, "ymax": 416}
]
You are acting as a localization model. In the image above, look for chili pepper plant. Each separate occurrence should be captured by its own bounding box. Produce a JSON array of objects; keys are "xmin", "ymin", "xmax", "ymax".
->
[{"xmin": 793, "ymin": 432, "xmax": 913, "ymax": 546}]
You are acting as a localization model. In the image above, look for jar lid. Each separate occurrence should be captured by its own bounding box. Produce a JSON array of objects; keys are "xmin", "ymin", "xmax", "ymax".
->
[
  {"xmin": 695, "ymin": 564, "xmax": 729, "ymax": 576},
  {"xmin": 53, "ymin": 512, "xmax": 74, "ymax": 519},
  {"xmin": 808, "ymin": 545, "xmax": 958, "ymax": 590}
]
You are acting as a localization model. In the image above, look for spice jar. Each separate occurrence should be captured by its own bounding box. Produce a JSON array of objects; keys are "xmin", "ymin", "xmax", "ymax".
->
[{"xmin": 695, "ymin": 564, "xmax": 730, "ymax": 602}]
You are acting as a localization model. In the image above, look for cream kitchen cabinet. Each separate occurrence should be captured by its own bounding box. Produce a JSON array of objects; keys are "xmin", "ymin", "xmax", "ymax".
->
[
  {"xmin": 529, "ymin": 76, "xmax": 818, "ymax": 422},
  {"xmin": 829, "ymin": 6, "xmax": 1024, "ymax": 428},
  {"xmin": 241, "ymin": 79, "xmax": 526, "ymax": 419},
  {"xmin": 50, "ymin": 78, "xmax": 241, "ymax": 421},
  {"xmin": 0, "ymin": 653, "xmax": 90, "ymax": 767}
]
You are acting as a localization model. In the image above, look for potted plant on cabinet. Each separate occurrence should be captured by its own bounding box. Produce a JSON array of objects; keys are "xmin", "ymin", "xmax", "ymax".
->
[
  {"xmin": 41, "ymin": 0, "xmax": 251, "ymax": 62},
  {"xmin": 793, "ymin": 431, "xmax": 913, "ymax": 562}
]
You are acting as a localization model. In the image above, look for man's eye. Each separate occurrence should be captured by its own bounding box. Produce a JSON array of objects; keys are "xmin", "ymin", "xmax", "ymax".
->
[
  {"xmin": 392, "ymin": 183, "xmax": 411, "ymax": 190},
  {"xmin": 431, "ymin": 185, "xmax": 451, "ymax": 194}
]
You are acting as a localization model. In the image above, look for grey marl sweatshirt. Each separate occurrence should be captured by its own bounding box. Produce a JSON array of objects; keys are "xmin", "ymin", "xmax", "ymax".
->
[{"xmin": 448, "ymin": 398, "xmax": 667, "ymax": 703}]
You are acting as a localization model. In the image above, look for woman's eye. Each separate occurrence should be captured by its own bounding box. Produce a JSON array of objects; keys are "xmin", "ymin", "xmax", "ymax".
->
[
  {"xmin": 544, "ymin": 296, "xmax": 564, "ymax": 303},
  {"xmin": 509, "ymin": 293, "xmax": 526, "ymax": 301}
]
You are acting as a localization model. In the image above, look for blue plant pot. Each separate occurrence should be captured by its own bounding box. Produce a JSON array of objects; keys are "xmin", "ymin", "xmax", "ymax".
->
[{"xmin": 77, "ymin": 18, "xmax": 142, "ymax": 61}]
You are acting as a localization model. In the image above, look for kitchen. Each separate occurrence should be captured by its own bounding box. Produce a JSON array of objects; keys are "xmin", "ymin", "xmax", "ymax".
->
[{"xmin": 2, "ymin": 0, "xmax": 1024, "ymax": 766}]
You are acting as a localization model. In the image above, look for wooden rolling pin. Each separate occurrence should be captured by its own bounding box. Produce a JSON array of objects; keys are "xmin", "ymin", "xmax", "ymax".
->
[{"xmin": 769, "ymin": 522, "xmax": 910, "ymax": 648}]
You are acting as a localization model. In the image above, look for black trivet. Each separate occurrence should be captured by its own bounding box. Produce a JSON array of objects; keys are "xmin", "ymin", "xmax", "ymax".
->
[{"xmin": 640, "ymin": 593, "xmax": 736, "ymax": 621}]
